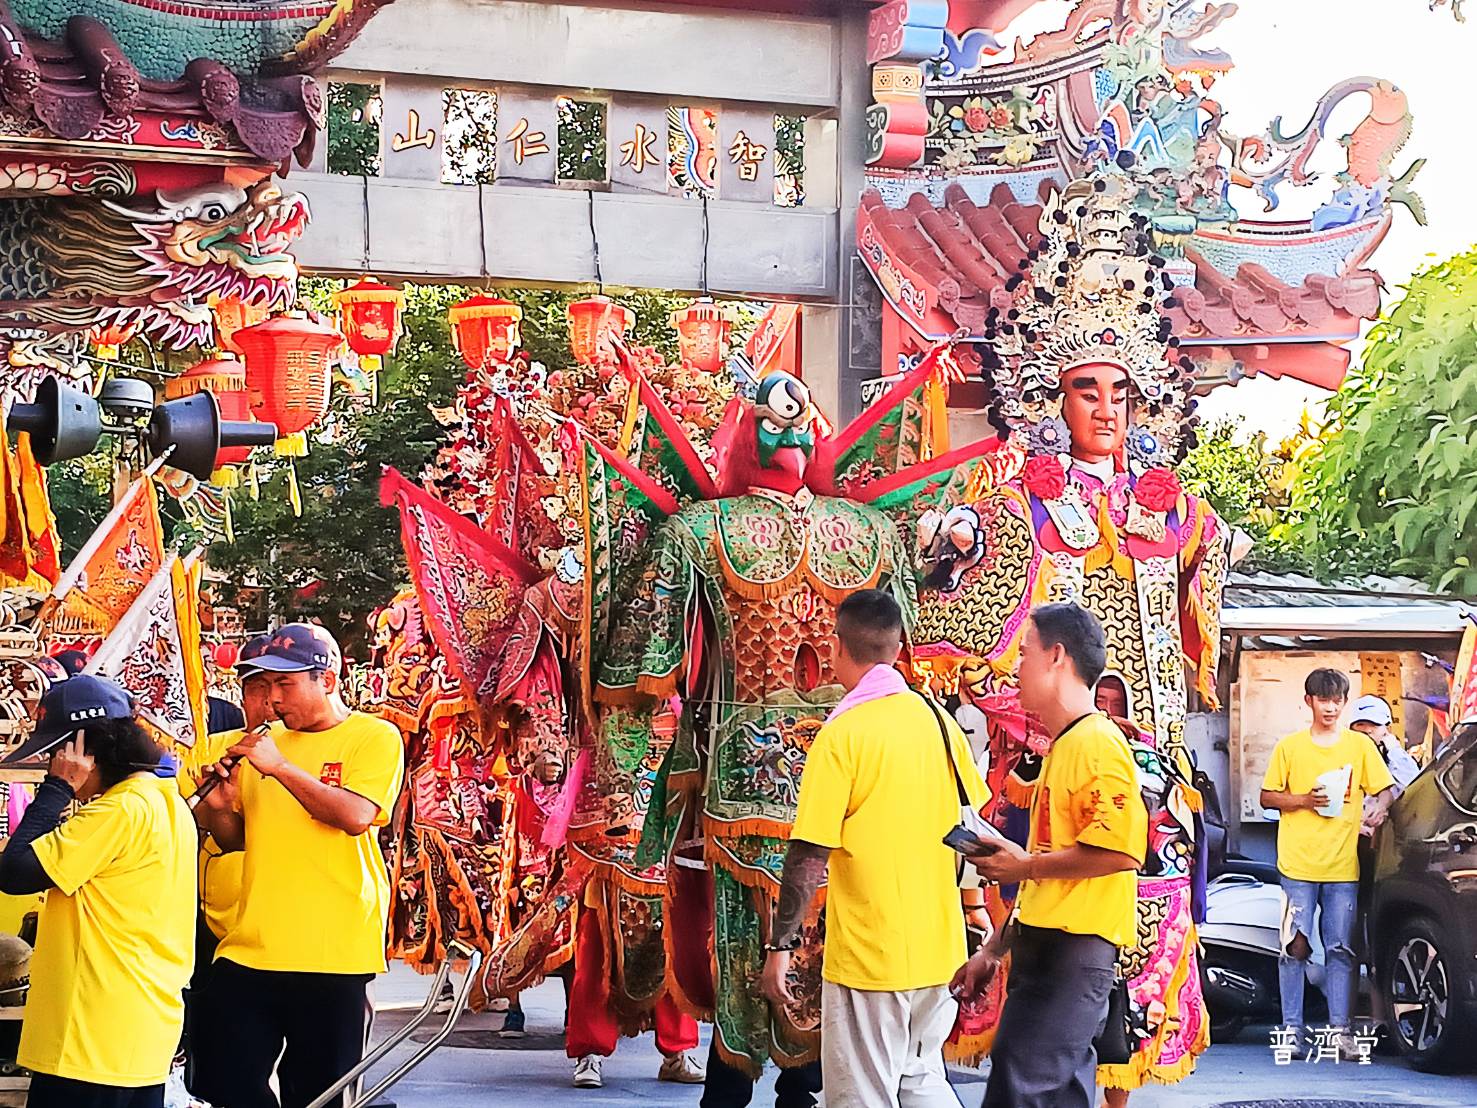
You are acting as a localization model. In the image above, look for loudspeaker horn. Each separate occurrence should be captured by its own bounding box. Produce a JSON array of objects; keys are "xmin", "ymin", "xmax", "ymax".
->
[
  {"xmin": 6, "ymin": 376, "xmax": 103, "ymax": 464},
  {"xmin": 146, "ymin": 392, "xmax": 277, "ymax": 481}
]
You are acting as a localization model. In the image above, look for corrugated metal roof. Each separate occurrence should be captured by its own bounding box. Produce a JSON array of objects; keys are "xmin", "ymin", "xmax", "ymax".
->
[{"xmin": 1222, "ymin": 572, "xmax": 1470, "ymax": 640}]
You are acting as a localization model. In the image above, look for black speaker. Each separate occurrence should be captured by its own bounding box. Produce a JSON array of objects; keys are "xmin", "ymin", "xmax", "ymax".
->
[
  {"xmin": 7, "ymin": 376, "xmax": 104, "ymax": 465},
  {"xmin": 145, "ymin": 392, "xmax": 277, "ymax": 481}
]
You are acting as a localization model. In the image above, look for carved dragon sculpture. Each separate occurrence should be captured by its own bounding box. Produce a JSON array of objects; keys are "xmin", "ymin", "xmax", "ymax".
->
[
  {"xmin": 1224, "ymin": 77, "xmax": 1425, "ymax": 224},
  {"xmin": 0, "ymin": 176, "xmax": 307, "ymax": 351}
]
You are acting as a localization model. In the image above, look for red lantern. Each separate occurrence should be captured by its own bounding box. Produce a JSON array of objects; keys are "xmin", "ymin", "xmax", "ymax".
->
[
  {"xmin": 448, "ymin": 294, "xmax": 522, "ymax": 370},
  {"xmin": 212, "ymin": 641, "xmax": 240, "ymax": 670},
  {"xmin": 670, "ymin": 298, "xmax": 730, "ymax": 373},
  {"xmin": 211, "ymin": 295, "xmax": 271, "ymax": 356},
  {"xmin": 332, "ymin": 277, "xmax": 405, "ymax": 373},
  {"xmin": 87, "ymin": 320, "xmax": 138, "ymax": 361},
  {"xmin": 567, "ymin": 295, "xmax": 634, "ymax": 365},
  {"xmin": 165, "ymin": 354, "xmax": 261, "ymax": 478},
  {"xmin": 234, "ymin": 312, "xmax": 340, "ymax": 457}
]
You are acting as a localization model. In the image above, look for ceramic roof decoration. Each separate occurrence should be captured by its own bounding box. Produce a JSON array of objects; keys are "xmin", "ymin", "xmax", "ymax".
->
[
  {"xmin": 0, "ymin": 4, "xmax": 346, "ymax": 171},
  {"xmin": 4, "ymin": 0, "xmax": 391, "ymax": 81},
  {"xmin": 858, "ymin": 0, "xmax": 1420, "ymax": 395}
]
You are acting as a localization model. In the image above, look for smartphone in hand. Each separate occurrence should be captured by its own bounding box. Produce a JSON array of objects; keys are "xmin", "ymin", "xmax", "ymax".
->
[{"xmin": 943, "ymin": 823, "xmax": 1005, "ymax": 856}]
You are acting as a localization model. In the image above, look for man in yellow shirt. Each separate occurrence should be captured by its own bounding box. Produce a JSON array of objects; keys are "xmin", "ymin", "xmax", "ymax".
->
[
  {"xmin": 953, "ymin": 603, "xmax": 1148, "ymax": 1108},
  {"xmin": 0, "ymin": 674, "xmax": 195, "ymax": 1107},
  {"xmin": 192, "ymin": 623, "xmax": 405, "ymax": 1108},
  {"xmin": 759, "ymin": 589, "xmax": 989, "ymax": 1106},
  {"xmin": 1259, "ymin": 667, "xmax": 1395, "ymax": 1059}
]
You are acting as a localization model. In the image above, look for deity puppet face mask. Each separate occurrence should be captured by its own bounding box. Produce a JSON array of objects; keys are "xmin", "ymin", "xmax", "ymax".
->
[
  {"xmin": 753, "ymin": 372, "xmax": 817, "ymax": 481},
  {"xmin": 1060, "ymin": 362, "xmax": 1131, "ymax": 464}
]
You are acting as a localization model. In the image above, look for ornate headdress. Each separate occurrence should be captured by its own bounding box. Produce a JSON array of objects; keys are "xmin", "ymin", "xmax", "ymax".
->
[{"xmin": 977, "ymin": 174, "xmax": 1199, "ymax": 465}]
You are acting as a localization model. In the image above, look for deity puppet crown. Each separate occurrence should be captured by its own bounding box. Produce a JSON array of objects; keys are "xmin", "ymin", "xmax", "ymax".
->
[{"xmin": 977, "ymin": 174, "xmax": 1199, "ymax": 465}]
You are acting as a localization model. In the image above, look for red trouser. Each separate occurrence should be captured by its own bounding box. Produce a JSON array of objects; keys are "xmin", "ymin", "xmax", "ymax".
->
[{"xmin": 564, "ymin": 902, "xmax": 699, "ymax": 1058}]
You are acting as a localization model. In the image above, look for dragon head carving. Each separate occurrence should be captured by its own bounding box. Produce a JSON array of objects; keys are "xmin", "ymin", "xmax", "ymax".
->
[
  {"xmin": 101, "ymin": 177, "xmax": 309, "ymax": 343},
  {"xmin": 0, "ymin": 175, "xmax": 309, "ymax": 352}
]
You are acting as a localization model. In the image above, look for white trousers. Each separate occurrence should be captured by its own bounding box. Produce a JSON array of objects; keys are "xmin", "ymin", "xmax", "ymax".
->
[{"xmin": 820, "ymin": 980, "xmax": 964, "ymax": 1108}]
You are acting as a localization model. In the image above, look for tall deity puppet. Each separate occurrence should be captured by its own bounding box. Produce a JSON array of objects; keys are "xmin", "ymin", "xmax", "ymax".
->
[{"xmin": 913, "ymin": 173, "xmax": 1223, "ymax": 1086}]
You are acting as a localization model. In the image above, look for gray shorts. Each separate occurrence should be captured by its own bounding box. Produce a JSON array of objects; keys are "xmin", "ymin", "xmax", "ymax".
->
[{"xmin": 983, "ymin": 925, "xmax": 1116, "ymax": 1108}]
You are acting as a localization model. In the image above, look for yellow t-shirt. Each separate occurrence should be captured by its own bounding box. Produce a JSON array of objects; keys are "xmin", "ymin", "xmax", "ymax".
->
[
  {"xmin": 1017, "ymin": 714, "xmax": 1147, "ymax": 948},
  {"xmin": 790, "ymin": 691, "xmax": 990, "ymax": 991},
  {"xmin": 1261, "ymin": 728, "xmax": 1395, "ymax": 882},
  {"xmin": 215, "ymin": 712, "xmax": 404, "ymax": 974},
  {"xmin": 177, "ymin": 729, "xmax": 246, "ymax": 941},
  {"xmin": 22, "ymin": 775, "xmax": 196, "ymax": 1086}
]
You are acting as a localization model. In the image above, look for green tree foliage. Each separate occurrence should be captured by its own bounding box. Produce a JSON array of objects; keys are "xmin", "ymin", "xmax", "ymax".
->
[
  {"xmin": 44, "ymin": 454, "xmax": 112, "ymax": 561},
  {"xmin": 558, "ymin": 98, "xmax": 607, "ymax": 182},
  {"xmin": 328, "ymin": 82, "xmax": 382, "ymax": 177},
  {"xmin": 1287, "ymin": 248, "xmax": 1477, "ymax": 593},
  {"xmin": 205, "ymin": 280, "xmax": 753, "ymax": 650},
  {"xmin": 1179, "ymin": 419, "xmax": 1313, "ymax": 574}
]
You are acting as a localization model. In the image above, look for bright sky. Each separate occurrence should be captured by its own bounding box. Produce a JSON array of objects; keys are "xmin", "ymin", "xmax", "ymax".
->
[{"xmin": 1010, "ymin": 1, "xmax": 1477, "ymax": 441}]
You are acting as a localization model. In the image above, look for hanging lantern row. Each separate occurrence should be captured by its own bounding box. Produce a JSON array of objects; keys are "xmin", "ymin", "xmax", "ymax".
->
[
  {"xmin": 670, "ymin": 297, "xmax": 730, "ymax": 373},
  {"xmin": 332, "ymin": 277, "xmax": 406, "ymax": 373},
  {"xmin": 86, "ymin": 320, "xmax": 138, "ymax": 361},
  {"xmin": 567, "ymin": 295, "xmax": 634, "ymax": 365},
  {"xmin": 449, "ymin": 294, "xmax": 523, "ymax": 370}
]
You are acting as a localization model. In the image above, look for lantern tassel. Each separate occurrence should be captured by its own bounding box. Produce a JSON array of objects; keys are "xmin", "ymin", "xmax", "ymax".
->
[
  {"xmin": 248, "ymin": 460, "xmax": 260, "ymax": 501},
  {"xmin": 223, "ymin": 490, "xmax": 235, "ymax": 543},
  {"xmin": 275, "ymin": 432, "xmax": 309, "ymax": 458},
  {"xmin": 211, "ymin": 466, "xmax": 240, "ymax": 489},
  {"xmin": 287, "ymin": 460, "xmax": 303, "ymax": 517}
]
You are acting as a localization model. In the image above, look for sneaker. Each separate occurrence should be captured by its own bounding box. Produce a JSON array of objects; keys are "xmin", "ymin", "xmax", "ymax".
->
[
  {"xmin": 432, "ymin": 983, "xmax": 455, "ymax": 1015},
  {"xmin": 658, "ymin": 1051, "xmax": 705, "ymax": 1084},
  {"xmin": 573, "ymin": 1055, "xmax": 603, "ymax": 1088},
  {"xmin": 1336, "ymin": 1029, "xmax": 1368, "ymax": 1063},
  {"xmin": 498, "ymin": 1009, "xmax": 526, "ymax": 1039}
]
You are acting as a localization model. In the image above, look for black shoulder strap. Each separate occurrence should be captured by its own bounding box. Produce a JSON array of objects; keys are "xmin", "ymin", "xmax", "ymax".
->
[{"xmin": 920, "ymin": 694, "xmax": 970, "ymax": 807}]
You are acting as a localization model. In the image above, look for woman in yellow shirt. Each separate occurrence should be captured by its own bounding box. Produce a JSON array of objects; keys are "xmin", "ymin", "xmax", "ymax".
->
[{"xmin": 0, "ymin": 674, "xmax": 196, "ymax": 1108}]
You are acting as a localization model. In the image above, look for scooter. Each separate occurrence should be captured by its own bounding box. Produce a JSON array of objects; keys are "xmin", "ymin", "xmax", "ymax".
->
[{"xmin": 1199, "ymin": 870, "xmax": 1325, "ymax": 1042}]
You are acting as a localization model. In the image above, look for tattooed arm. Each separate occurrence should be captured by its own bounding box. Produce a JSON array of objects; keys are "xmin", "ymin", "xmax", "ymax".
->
[{"xmin": 759, "ymin": 839, "xmax": 831, "ymax": 1007}]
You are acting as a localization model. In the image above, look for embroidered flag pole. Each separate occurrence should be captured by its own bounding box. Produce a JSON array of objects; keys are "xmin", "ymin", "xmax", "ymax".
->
[
  {"xmin": 83, "ymin": 545, "xmax": 208, "ymax": 750},
  {"xmin": 38, "ymin": 450, "xmax": 174, "ymax": 630}
]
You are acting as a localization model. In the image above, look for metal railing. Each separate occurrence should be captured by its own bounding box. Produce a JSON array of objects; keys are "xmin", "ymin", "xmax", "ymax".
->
[{"xmin": 306, "ymin": 942, "xmax": 483, "ymax": 1108}]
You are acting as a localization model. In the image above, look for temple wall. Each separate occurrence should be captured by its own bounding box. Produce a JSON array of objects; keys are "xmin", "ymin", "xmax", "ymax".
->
[{"xmin": 291, "ymin": 0, "xmax": 866, "ymax": 400}]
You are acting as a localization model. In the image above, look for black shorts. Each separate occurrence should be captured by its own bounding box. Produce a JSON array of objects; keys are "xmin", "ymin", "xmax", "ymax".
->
[
  {"xmin": 26, "ymin": 1072, "xmax": 163, "ymax": 1108},
  {"xmin": 189, "ymin": 958, "xmax": 371, "ymax": 1108}
]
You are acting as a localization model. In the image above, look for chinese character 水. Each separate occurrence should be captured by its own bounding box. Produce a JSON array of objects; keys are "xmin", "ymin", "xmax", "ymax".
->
[{"xmin": 620, "ymin": 123, "xmax": 659, "ymax": 173}]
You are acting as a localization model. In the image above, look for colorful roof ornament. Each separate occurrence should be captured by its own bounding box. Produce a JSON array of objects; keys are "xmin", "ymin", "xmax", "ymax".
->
[{"xmin": 857, "ymin": 0, "xmax": 1420, "ymax": 395}]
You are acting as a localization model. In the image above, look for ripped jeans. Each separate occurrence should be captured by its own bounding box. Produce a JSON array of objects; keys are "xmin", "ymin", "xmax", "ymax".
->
[{"xmin": 1278, "ymin": 878, "xmax": 1358, "ymax": 1031}]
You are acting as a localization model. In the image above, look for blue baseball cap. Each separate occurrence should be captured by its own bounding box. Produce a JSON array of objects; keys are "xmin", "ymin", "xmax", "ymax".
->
[
  {"xmin": 5, "ymin": 674, "xmax": 134, "ymax": 764},
  {"xmin": 234, "ymin": 633, "xmax": 275, "ymax": 676},
  {"xmin": 245, "ymin": 622, "xmax": 342, "ymax": 675}
]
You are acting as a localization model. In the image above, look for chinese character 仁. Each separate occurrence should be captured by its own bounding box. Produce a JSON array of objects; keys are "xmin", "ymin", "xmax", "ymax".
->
[{"xmin": 506, "ymin": 118, "xmax": 550, "ymax": 165}]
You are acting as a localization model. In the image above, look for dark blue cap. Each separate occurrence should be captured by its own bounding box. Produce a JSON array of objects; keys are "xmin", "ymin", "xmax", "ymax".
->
[
  {"xmin": 244, "ymin": 622, "xmax": 342, "ymax": 675},
  {"xmin": 5, "ymin": 674, "xmax": 133, "ymax": 764},
  {"xmin": 234, "ymin": 633, "xmax": 274, "ymax": 675}
]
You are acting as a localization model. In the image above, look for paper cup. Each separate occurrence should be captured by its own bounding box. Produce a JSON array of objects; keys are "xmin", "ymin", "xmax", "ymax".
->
[{"xmin": 1315, "ymin": 765, "xmax": 1352, "ymax": 818}]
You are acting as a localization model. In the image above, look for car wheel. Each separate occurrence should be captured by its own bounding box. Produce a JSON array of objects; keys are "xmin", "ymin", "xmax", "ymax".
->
[{"xmin": 1381, "ymin": 915, "xmax": 1474, "ymax": 1071}]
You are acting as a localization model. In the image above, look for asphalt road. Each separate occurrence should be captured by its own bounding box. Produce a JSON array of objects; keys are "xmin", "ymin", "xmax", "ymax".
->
[{"xmin": 357, "ymin": 967, "xmax": 1477, "ymax": 1107}]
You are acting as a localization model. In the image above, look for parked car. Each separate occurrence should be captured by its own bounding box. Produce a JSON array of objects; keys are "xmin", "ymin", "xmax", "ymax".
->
[{"xmin": 1368, "ymin": 722, "xmax": 1477, "ymax": 1070}]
